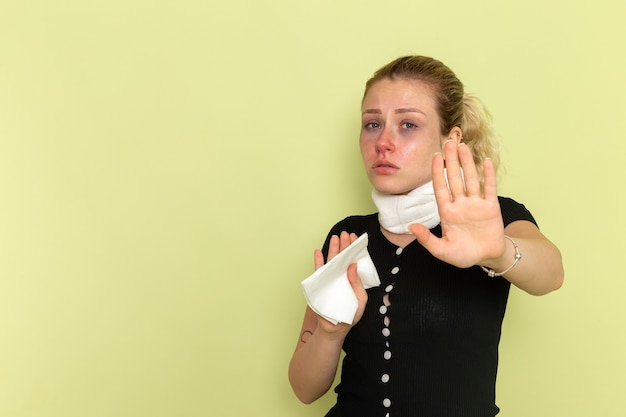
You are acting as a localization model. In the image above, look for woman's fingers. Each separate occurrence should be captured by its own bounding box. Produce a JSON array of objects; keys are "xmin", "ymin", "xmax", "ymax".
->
[
  {"xmin": 337, "ymin": 231, "xmax": 358, "ymax": 254},
  {"xmin": 326, "ymin": 234, "xmax": 340, "ymax": 262},
  {"xmin": 313, "ymin": 249, "xmax": 325, "ymax": 271},
  {"xmin": 442, "ymin": 140, "xmax": 464, "ymax": 200},
  {"xmin": 339, "ymin": 231, "xmax": 350, "ymax": 252},
  {"xmin": 318, "ymin": 232, "xmax": 359, "ymax": 268},
  {"xmin": 457, "ymin": 143, "xmax": 481, "ymax": 197},
  {"xmin": 440, "ymin": 140, "xmax": 483, "ymax": 200},
  {"xmin": 431, "ymin": 152, "xmax": 453, "ymax": 208},
  {"xmin": 483, "ymin": 157, "xmax": 497, "ymax": 201},
  {"xmin": 347, "ymin": 263, "xmax": 363, "ymax": 292}
]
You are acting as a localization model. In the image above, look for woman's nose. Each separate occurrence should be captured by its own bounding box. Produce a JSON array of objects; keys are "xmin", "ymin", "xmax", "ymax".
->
[{"xmin": 375, "ymin": 128, "xmax": 395, "ymax": 153}]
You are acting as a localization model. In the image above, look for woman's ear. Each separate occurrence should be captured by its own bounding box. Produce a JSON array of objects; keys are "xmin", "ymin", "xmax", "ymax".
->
[
  {"xmin": 439, "ymin": 127, "xmax": 463, "ymax": 155},
  {"xmin": 441, "ymin": 126, "xmax": 463, "ymax": 165},
  {"xmin": 448, "ymin": 126, "xmax": 463, "ymax": 144}
]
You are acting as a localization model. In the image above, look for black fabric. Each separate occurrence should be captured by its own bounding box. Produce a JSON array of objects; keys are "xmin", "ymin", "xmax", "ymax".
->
[{"xmin": 321, "ymin": 197, "xmax": 537, "ymax": 417}]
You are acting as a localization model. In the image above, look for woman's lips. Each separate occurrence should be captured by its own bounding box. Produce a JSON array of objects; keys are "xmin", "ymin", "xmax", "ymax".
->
[{"xmin": 372, "ymin": 160, "xmax": 399, "ymax": 175}]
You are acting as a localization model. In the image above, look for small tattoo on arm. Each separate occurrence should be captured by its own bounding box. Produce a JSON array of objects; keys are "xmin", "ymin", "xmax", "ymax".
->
[{"xmin": 300, "ymin": 329, "xmax": 314, "ymax": 343}]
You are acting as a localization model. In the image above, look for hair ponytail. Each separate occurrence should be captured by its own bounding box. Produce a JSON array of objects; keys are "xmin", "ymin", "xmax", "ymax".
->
[{"xmin": 461, "ymin": 94, "xmax": 501, "ymax": 180}]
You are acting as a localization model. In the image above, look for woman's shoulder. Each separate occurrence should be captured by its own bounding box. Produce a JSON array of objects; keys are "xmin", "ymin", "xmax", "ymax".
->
[
  {"xmin": 319, "ymin": 213, "xmax": 379, "ymax": 256},
  {"xmin": 328, "ymin": 213, "xmax": 379, "ymax": 236}
]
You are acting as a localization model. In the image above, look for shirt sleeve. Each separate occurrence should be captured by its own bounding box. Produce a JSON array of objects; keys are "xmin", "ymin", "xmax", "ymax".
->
[{"xmin": 498, "ymin": 196, "xmax": 538, "ymax": 228}]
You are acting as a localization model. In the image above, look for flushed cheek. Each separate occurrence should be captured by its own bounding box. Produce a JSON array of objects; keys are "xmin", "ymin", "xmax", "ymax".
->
[
  {"xmin": 360, "ymin": 147, "xmax": 377, "ymax": 164},
  {"xmin": 359, "ymin": 138, "xmax": 375, "ymax": 151}
]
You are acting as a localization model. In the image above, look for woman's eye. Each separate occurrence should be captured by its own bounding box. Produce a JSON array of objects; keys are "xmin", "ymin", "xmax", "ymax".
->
[
  {"xmin": 401, "ymin": 122, "xmax": 417, "ymax": 129},
  {"xmin": 364, "ymin": 122, "xmax": 381, "ymax": 129}
]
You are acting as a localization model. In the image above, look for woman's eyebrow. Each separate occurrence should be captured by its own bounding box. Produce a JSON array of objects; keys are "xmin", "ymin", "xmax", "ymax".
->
[
  {"xmin": 361, "ymin": 108, "xmax": 426, "ymax": 115},
  {"xmin": 395, "ymin": 108, "xmax": 426, "ymax": 115}
]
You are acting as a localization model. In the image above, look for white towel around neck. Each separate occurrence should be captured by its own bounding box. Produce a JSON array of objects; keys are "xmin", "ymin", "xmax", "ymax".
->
[{"xmin": 371, "ymin": 180, "xmax": 440, "ymax": 234}]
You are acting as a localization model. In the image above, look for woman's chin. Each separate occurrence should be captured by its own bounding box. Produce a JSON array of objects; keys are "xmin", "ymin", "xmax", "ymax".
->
[{"xmin": 373, "ymin": 185, "xmax": 412, "ymax": 196}]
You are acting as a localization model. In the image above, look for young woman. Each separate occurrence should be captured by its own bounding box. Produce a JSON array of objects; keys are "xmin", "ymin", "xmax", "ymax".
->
[{"xmin": 289, "ymin": 55, "xmax": 564, "ymax": 417}]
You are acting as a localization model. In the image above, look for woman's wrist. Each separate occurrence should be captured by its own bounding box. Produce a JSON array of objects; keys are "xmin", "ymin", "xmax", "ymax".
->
[{"xmin": 480, "ymin": 235, "xmax": 522, "ymax": 278}]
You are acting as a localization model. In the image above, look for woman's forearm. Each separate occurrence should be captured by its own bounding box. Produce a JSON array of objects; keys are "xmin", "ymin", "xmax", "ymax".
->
[
  {"xmin": 288, "ymin": 327, "xmax": 346, "ymax": 404},
  {"xmin": 483, "ymin": 221, "xmax": 564, "ymax": 295}
]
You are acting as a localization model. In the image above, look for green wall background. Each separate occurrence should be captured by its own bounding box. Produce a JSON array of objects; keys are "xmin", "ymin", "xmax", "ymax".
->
[{"xmin": 1, "ymin": 0, "xmax": 624, "ymax": 415}]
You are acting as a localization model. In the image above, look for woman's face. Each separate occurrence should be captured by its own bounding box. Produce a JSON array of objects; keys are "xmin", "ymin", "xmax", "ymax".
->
[{"xmin": 359, "ymin": 78, "xmax": 449, "ymax": 195}]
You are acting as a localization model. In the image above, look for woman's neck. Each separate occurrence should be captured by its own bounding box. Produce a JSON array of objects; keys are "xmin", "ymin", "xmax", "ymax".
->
[{"xmin": 380, "ymin": 227, "xmax": 416, "ymax": 248}]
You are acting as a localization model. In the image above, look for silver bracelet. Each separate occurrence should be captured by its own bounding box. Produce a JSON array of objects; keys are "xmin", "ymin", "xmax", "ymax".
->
[{"xmin": 480, "ymin": 235, "xmax": 522, "ymax": 278}]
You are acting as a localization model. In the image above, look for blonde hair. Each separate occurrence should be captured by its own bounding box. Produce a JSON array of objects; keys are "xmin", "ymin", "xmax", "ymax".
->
[
  {"xmin": 461, "ymin": 94, "xmax": 500, "ymax": 178},
  {"xmin": 364, "ymin": 56, "xmax": 500, "ymax": 180}
]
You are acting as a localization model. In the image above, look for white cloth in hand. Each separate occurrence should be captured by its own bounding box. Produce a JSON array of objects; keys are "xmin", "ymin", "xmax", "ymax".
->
[{"xmin": 301, "ymin": 233, "xmax": 380, "ymax": 325}]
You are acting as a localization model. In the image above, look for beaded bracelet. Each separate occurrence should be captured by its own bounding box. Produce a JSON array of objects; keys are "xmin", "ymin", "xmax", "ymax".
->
[{"xmin": 480, "ymin": 235, "xmax": 522, "ymax": 278}]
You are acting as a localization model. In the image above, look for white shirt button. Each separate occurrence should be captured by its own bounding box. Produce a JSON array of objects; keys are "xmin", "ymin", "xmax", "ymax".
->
[
  {"xmin": 384, "ymin": 350, "xmax": 392, "ymax": 360},
  {"xmin": 379, "ymin": 305, "xmax": 388, "ymax": 314},
  {"xmin": 385, "ymin": 284, "xmax": 394, "ymax": 292},
  {"xmin": 383, "ymin": 398, "xmax": 391, "ymax": 408},
  {"xmin": 396, "ymin": 247, "xmax": 403, "ymax": 255},
  {"xmin": 391, "ymin": 267, "xmax": 399, "ymax": 274},
  {"xmin": 382, "ymin": 328, "xmax": 391, "ymax": 337},
  {"xmin": 381, "ymin": 373, "xmax": 390, "ymax": 383}
]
